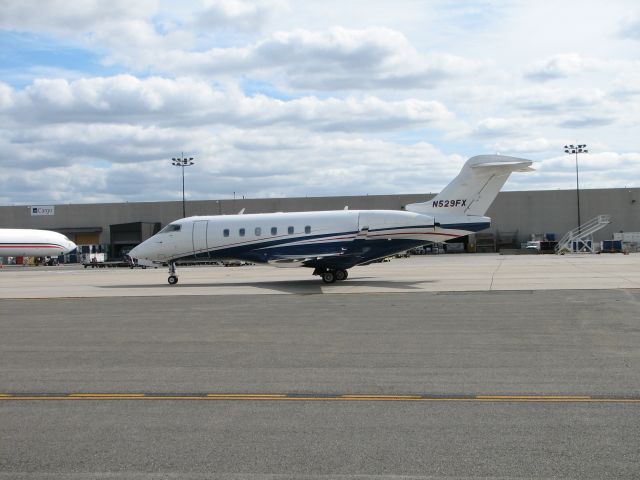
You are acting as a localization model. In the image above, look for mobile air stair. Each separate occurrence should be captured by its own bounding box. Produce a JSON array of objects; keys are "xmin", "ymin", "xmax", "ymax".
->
[{"xmin": 555, "ymin": 214, "xmax": 611, "ymax": 254}]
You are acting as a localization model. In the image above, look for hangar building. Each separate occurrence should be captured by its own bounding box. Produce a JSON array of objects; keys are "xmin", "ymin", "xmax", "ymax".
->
[{"xmin": 1, "ymin": 187, "xmax": 638, "ymax": 258}]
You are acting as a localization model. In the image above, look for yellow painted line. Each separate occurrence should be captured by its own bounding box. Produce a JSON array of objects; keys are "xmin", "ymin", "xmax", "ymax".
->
[
  {"xmin": 206, "ymin": 394, "xmax": 286, "ymax": 398},
  {"xmin": 136, "ymin": 396, "xmax": 226, "ymax": 400},
  {"xmin": 0, "ymin": 394, "xmax": 13, "ymax": 397},
  {"xmin": 340, "ymin": 393, "xmax": 422, "ymax": 398},
  {"xmin": 471, "ymin": 398, "xmax": 640, "ymax": 403},
  {"xmin": 1, "ymin": 397, "xmax": 78, "ymax": 400},
  {"xmin": 0, "ymin": 396, "xmax": 204, "ymax": 401},
  {"xmin": 476, "ymin": 395, "xmax": 592, "ymax": 400},
  {"xmin": 69, "ymin": 393, "xmax": 146, "ymax": 397},
  {"xmin": 341, "ymin": 395, "xmax": 422, "ymax": 399},
  {"xmin": 569, "ymin": 399, "xmax": 640, "ymax": 403}
]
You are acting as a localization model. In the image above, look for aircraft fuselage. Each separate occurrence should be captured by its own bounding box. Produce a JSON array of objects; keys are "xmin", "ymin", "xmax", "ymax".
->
[
  {"xmin": 0, "ymin": 229, "xmax": 77, "ymax": 258},
  {"xmin": 132, "ymin": 209, "xmax": 489, "ymax": 270}
]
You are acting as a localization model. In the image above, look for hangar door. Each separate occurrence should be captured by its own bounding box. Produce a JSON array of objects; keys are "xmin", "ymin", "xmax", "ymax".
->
[
  {"xmin": 192, "ymin": 220, "xmax": 209, "ymax": 258},
  {"xmin": 75, "ymin": 233, "xmax": 101, "ymax": 245}
]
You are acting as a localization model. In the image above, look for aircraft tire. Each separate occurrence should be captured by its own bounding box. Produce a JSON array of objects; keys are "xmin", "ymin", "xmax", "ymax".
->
[
  {"xmin": 168, "ymin": 275, "xmax": 179, "ymax": 285},
  {"xmin": 321, "ymin": 271, "xmax": 336, "ymax": 284},
  {"xmin": 335, "ymin": 269, "xmax": 348, "ymax": 281}
]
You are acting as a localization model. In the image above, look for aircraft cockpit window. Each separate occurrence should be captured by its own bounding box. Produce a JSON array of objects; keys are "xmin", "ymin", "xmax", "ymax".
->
[
  {"xmin": 305, "ymin": 225, "xmax": 311, "ymax": 234},
  {"xmin": 159, "ymin": 224, "xmax": 181, "ymax": 234}
]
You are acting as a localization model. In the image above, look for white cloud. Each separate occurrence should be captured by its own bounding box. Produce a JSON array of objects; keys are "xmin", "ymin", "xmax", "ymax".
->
[
  {"xmin": 524, "ymin": 53, "xmax": 604, "ymax": 81},
  {"xmin": 490, "ymin": 137, "xmax": 556, "ymax": 154},
  {"xmin": 619, "ymin": 14, "xmax": 640, "ymax": 40},
  {"xmin": 537, "ymin": 152, "xmax": 640, "ymax": 189},
  {"xmin": 3, "ymin": 3, "xmax": 482, "ymax": 91},
  {"xmin": 2, "ymin": 123, "xmax": 195, "ymax": 169},
  {"xmin": 500, "ymin": 86, "xmax": 625, "ymax": 131},
  {"xmin": 148, "ymin": 27, "xmax": 483, "ymax": 90},
  {"xmin": 470, "ymin": 116, "xmax": 543, "ymax": 138},
  {"xmin": 508, "ymin": 86, "xmax": 609, "ymax": 113},
  {"xmin": 611, "ymin": 73, "xmax": 640, "ymax": 98},
  {"xmin": 0, "ymin": 82, "xmax": 13, "ymax": 111},
  {"xmin": 0, "ymin": 157, "xmax": 124, "ymax": 204},
  {"xmin": 0, "ymin": 127, "xmax": 462, "ymax": 204},
  {"xmin": 524, "ymin": 53, "xmax": 640, "ymax": 82},
  {"xmin": 0, "ymin": 0, "xmax": 158, "ymax": 35},
  {"xmin": 194, "ymin": 0, "xmax": 285, "ymax": 31},
  {"xmin": 1, "ymin": 76, "xmax": 454, "ymax": 132},
  {"xmin": 91, "ymin": 20, "xmax": 195, "ymax": 67}
]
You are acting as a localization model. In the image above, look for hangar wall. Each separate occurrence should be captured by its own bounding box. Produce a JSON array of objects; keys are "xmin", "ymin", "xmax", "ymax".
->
[
  {"xmin": 487, "ymin": 188, "xmax": 640, "ymax": 242},
  {"xmin": 1, "ymin": 188, "xmax": 638, "ymax": 248}
]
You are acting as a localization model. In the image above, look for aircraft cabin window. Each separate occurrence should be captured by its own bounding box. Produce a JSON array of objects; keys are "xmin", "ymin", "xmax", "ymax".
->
[
  {"xmin": 305, "ymin": 225, "xmax": 311, "ymax": 234},
  {"xmin": 239, "ymin": 228, "xmax": 246, "ymax": 237},
  {"xmin": 159, "ymin": 224, "xmax": 181, "ymax": 233},
  {"xmin": 223, "ymin": 229, "xmax": 229, "ymax": 237},
  {"xmin": 271, "ymin": 227, "xmax": 277, "ymax": 235},
  {"xmin": 288, "ymin": 226, "xmax": 294, "ymax": 235},
  {"xmin": 255, "ymin": 227, "xmax": 262, "ymax": 236}
]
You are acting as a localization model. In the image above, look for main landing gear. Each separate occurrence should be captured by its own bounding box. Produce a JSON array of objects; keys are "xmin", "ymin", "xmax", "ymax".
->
[
  {"xmin": 313, "ymin": 268, "xmax": 349, "ymax": 284},
  {"xmin": 167, "ymin": 262, "xmax": 178, "ymax": 285}
]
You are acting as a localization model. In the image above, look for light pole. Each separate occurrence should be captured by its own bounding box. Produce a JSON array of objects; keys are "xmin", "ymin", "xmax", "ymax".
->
[
  {"xmin": 171, "ymin": 154, "xmax": 194, "ymax": 218},
  {"xmin": 564, "ymin": 144, "xmax": 587, "ymax": 232}
]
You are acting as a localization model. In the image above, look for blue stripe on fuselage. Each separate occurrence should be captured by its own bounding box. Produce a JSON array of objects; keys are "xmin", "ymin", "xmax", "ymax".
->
[
  {"xmin": 175, "ymin": 230, "xmax": 357, "ymax": 263},
  {"xmin": 439, "ymin": 222, "xmax": 490, "ymax": 232},
  {"xmin": 172, "ymin": 221, "xmax": 487, "ymax": 267}
]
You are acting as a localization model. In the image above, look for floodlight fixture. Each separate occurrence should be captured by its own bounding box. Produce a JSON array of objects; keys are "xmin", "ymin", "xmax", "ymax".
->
[{"xmin": 171, "ymin": 154, "xmax": 195, "ymax": 218}]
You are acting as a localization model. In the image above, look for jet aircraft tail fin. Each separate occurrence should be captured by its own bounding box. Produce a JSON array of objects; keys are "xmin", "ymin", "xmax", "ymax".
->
[{"xmin": 405, "ymin": 154, "xmax": 533, "ymax": 217}]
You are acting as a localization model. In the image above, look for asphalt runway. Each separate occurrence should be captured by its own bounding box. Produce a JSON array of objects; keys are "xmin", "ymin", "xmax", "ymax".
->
[{"xmin": 1, "ymin": 289, "xmax": 640, "ymax": 478}]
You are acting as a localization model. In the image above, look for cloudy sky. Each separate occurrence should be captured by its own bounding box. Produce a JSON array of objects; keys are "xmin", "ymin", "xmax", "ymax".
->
[{"xmin": 1, "ymin": 0, "xmax": 639, "ymax": 205}]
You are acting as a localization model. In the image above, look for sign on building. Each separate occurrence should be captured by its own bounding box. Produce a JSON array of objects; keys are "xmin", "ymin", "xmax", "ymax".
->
[{"xmin": 30, "ymin": 205, "xmax": 55, "ymax": 216}]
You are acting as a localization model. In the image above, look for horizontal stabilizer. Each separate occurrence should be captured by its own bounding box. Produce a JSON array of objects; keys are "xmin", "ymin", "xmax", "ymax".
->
[{"xmin": 472, "ymin": 161, "xmax": 534, "ymax": 171}]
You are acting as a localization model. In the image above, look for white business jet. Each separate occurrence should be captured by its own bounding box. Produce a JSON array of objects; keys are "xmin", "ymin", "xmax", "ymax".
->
[
  {"xmin": 0, "ymin": 229, "xmax": 77, "ymax": 258},
  {"xmin": 130, "ymin": 154, "xmax": 532, "ymax": 285}
]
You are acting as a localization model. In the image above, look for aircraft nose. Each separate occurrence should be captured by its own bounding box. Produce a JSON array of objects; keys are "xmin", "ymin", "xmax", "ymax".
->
[
  {"xmin": 129, "ymin": 242, "xmax": 147, "ymax": 260},
  {"xmin": 65, "ymin": 240, "xmax": 77, "ymax": 254},
  {"xmin": 130, "ymin": 237, "xmax": 165, "ymax": 261},
  {"xmin": 129, "ymin": 245, "xmax": 141, "ymax": 259}
]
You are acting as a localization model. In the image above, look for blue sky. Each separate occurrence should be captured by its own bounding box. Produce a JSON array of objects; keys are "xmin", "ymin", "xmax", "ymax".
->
[{"xmin": 0, "ymin": 0, "xmax": 639, "ymax": 205}]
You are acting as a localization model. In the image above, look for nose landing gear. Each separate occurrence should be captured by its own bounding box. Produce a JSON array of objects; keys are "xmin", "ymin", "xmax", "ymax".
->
[{"xmin": 167, "ymin": 262, "xmax": 178, "ymax": 285}]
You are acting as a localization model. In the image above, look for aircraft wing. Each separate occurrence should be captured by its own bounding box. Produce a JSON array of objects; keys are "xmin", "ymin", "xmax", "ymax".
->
[{"xmin": 266, "ymin": 252, "xmax": 347, "ymax": 268}]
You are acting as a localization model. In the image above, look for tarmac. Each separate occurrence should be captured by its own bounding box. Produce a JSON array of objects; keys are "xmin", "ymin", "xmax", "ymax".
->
[
  {"xmin": 1, "ymin": 253, "xmax": 639, "ymax": 478},
  {"xmin": 1, "ymin": 252, "xmax": 640, "ymax": 297}
]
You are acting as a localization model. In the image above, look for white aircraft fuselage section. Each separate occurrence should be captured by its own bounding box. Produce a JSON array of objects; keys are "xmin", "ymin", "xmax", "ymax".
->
[{"xmin": 0, "ymin": 229, "xmax": 77, "ymax": 257}]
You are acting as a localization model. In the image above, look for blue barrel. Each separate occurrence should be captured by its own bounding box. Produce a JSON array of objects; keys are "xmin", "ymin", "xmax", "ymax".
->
[{"xmin": 602, "ymin": 240, "xmax": 622, "ymax": 252}]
